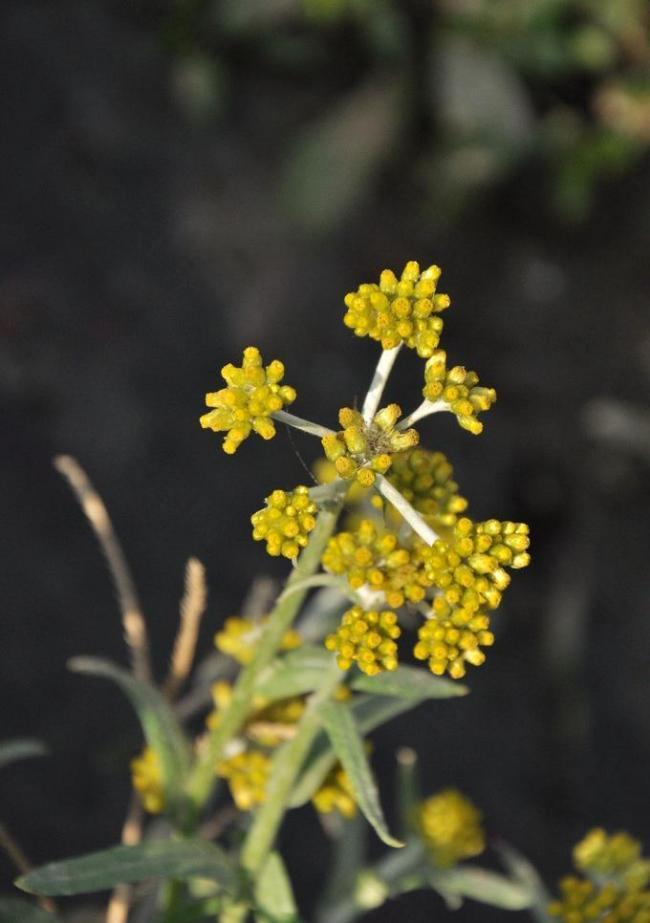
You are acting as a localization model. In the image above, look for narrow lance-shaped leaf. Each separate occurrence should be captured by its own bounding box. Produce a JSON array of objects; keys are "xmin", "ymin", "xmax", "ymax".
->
[
  {"xmin": 320, "ymin": 701, "xmax": 403, "ymax": 849},
  {"xmin": 290, "ymin": 692, "xmax": 452, "ymax": 808},
  {"xmin": 254, "ymin": 646, "xmax": 335, "ymax": 702},
  {"xmin": 254, "ymin": 852, "xmax": 298, "ymax": 923},
  {"xmin": 68, "ymin": 658, "xmax": 191, "ymax": 808},
  {"xmin": 430, "ymin": 865, "xmax": 534, "ymax": 910},
  {"xmin": 0, "ymin": 739, "xmax": 48, "ymax": 771},
  {"xmin": 16, "ymin": 840, "xmax": 235, "ymax": 898},
  {"xmin": 350, "ymin": 665, "xmax": 468, "ymax": 700}
]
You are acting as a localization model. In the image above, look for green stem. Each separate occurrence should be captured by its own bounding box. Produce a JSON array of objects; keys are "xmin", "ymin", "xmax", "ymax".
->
[
  {"xmin": 186, "ymin": 493, "xmax": 344, "ymax": 818},
  {"xmin": 240, "ymin": 662, "xmax": 343, "ymax": 876}
]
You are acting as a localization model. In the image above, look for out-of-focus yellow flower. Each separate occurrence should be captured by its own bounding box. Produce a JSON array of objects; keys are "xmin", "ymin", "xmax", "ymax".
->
[
  {"xmin": 217, "ymin": 750, "xmax": 270, "ymax": 811},
  {"xmin": 322, "ymin": 405, "xmax": 418, "ymax": 487},
  {"xmin": 574, "ymin": 828, "xmax": 642, "ymax": 877},
  {"xmin": 548, "ymin": 875, "xmax": 650, "ymax": 921},
  {"xmin": 343, "ymin": 261, "xmax": 450, "ymax": 356},
  {"xmin": 251, "ymin": 486, "xmax": 318, "ymax": 559},
  {"xmin": 423, "ymin": 350, "xmax": 496, "ymax": 435},
  {"xmin": 215, "ymin": 615, "xmax": 302, "ymax": 665},
  {"xmin": 312, "ymin": 762, "xmax": 357, "ymax": 819},
  {"xmin": 199, "ymin": 346, "xmax": 296, "ymax": 454},
  {"xmin": 325, "ymin": 605, "xmax": 400, "ymax": 675},
  {"xmin": 131, "ymin": 747, "xmax": 165, "ymax": 815},
  {"xmin": 417, "ymin": 789, "xmax": 485, "ymax": 868},
  {"xmin": 387, "ymin": 448, "xmax": 468, "ymax": 529},
  {"xmin": 322, "ymin": 519, "xmax": 433, "ymax": 608}
]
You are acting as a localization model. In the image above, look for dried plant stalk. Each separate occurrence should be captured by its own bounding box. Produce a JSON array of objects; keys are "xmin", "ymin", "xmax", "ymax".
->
[
  {"xmin": 105, "ymin": 795, "xmax": 144, "ymax": 923},
  {"xmin": 164, "ymin": 557, "xmax": 208, "ymax": 700},
  {"xmin": 53, "ymin": 455, "xmax": 151, "ymax": 683}
]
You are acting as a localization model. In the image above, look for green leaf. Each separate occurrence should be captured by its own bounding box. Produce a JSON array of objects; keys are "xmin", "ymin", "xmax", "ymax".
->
[
  {"xmin": 431, "ymin": 865, "xmax": 533, "ymax": 910},
  {"xmin": 495, "ymin": 841, "xmax": 553, "ymax": 922},
  {"xmin": 16, "ymin": 840, "xmax": 235, "ymax": 898},
  {"xmin": 0, "ymin": 739, "xmax": 48, "ymax": 771},
  {"xmin": 254, "ymin": 646, "xmax": 334, "ymax": 701},
  {"xmin": 350, "ymin": 666, "xmax": 468, "ymax": 700},
  {"xmin": 68, "ymin": 658, "xmax": 191, "ymax": 812},
  {"xmin": 319, "ymin": 701, "xmax": 402, "ymax": 849},
  {"xmin": 0, "ymin": 898, "xmax": 57, "ymax": 923},
  {"xmin": 254, "ymin": 852, "xmax": 298, "ymax": 923},
  {"xmin": 290, "ymin": 693, "xmax": 449, "ymax": 808}
]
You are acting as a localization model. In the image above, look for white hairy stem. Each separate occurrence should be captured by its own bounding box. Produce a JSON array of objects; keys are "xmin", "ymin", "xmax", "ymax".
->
[
  {"xmin": 375, "ymin": 474, "xmax": 439, "ymax": 546},
  {"xmin": 397, "ymin": 398, "xmax": 447, "ymax": 430},
  {"xmin": 272, "ymin": 410, "xmax": 335, "ymax": 438},
  {"xmin": 362, "ymin": 345, "xmax": 402, "ymax": 424}
]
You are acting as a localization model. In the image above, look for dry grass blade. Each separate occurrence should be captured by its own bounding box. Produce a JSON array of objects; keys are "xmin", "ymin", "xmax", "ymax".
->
[
  {"xmin": 164, "ymin": 558, "xmax": 208, "ymax": 700},
  {"xmin": 105, "ymin": 795, "xmax": 144, "ymax": 923},
  {"xmin": 53, "ymin": 455, "xmax": 152, "ymax": 683}
]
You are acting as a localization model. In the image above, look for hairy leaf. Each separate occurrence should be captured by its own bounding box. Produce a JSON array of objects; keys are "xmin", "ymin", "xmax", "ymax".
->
[
  {"xmin": 350, "ymin": 666, "xmax": 468, "ymax": 700},
  {"xmin": 17, "ymin": 840, "xmax": 235, "ymax": 898},
  {"xmin": 254, "ymin": 646, "xmax": 334, "ymax": 701},
  {"xmin": 254, "ymin": 852, "xmax": 298, "ymax": 923},
  {"xmin": 320, "ymin": 701, "xmax": 402, "ymax": 848},
  {"xmin": 431, "ymin": 865, "xmax": 533, "ymax": 910}
]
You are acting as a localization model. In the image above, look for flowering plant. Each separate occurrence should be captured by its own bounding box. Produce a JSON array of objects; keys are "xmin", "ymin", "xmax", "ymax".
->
[{"xmin": 3, "ymin": 262, "xmax": 647, "ymax": 923}]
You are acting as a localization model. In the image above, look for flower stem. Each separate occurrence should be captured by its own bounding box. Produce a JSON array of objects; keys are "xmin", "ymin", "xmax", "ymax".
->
[
  {"xmin": 272, "ymin": 410, "xmax": 334, "ymax": 439},
  {"xmin": 186, "ymin": 492, "xmax": 344, "ymax": 817},
  {"xmin": 240, "ymin": 661, "xmax": 343, "ymax": 876},
  {"xmin": 397, "ymin": 398, "xmax": 447, "ymax": 430},
  {"xmin": 375, "ymin": 474, "xmax": 439, "ymax": 546},
  {"xmin": 362, "ymin": 346, "xmax": 402, "ymax": 424}
]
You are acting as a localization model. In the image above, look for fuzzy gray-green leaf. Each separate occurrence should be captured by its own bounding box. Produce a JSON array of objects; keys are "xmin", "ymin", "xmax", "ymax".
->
[
  {"xmin": 350, "ymin": 666, "xmax": 468, "ymax": 700},
  {"xmin": 320, "ymin": 701, "xmax": 402, "ymax": 849},
  {"xmin": 254, "ymin": 852, "xmax": 298, "ymax": 922},
  {"xmin": 431, "ymin": 865, "xmax": 533, "ymax": 910},
  {"xmin": 16, "ymin": 840, "xmax": 235, "ymax": 897},
  {"xmin": 254, "ymin": 646, "xmax": 334, "ymax": 701}
]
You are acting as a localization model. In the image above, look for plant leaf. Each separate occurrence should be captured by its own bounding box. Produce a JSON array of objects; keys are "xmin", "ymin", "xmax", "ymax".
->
[
  {"xmin": 0, "ymin": 898, "xmax": 57, "ymax": 922},
  {"xmin": 431, "ymin": 865, "xmax": 533, "ymax": 910},
  {"xmin": 0, "ymin": 739, "xmax": 48, "ymax": 771},
  {"xmin": 254, "ymin": 852, "xmax": 298, "ymax": 923},
  {"xmin": 68, "ymin": 657, "xmax": 191, "ymax": 812},
  {"xmin": 254, "ymin": 646, "xmax": 334, "ymax": 701},
  {"xmin": 16, "ymin": 840, "xmax": 235, "ymax": 898},
  {"xmin": 319, "ymin": 701, "xmax": 402, "ymax": 849},
  {"xmin": 350, "ymin": 666, "xmax": 468, "ymax": 700},
  {"xmin": 290, "ymin": 693, "xmax": 445, "ymax": 808}
]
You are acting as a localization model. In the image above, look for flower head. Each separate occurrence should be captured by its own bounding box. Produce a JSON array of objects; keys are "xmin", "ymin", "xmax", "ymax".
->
[
  {"xmin": 251, "ymin": 486, "xmax": 318, "ymax": 559},
  {"xmin": 417, "ymin": 789, "xmax": 485, "ymax": 868},
  {"xmin": 199, "ymin": 346, "xmax": 296, "ymax": 454},
  {"xmin": 387, "ymin": 448, "xmax": 468, "ymax": 529},
  {"xmin": 574, "ymin": 828, "xmax": 643, "ymax": 877},
  {"xmin": 131, "ymin": 747, "xmax": 165, "ymax": 814},
  {"xmin": 344, "ymin": 261, "xmax": 450, "ymax": 356},
  {"xmin": 423, "ymin": 350, "xmax": 496, "ymax": 435},
  {"xmin": 414, "ymin": 598, "xmax": 494, "ymax": 680},
  {"xmin": 217, "ymin": 750, "xmax": 270, "ymax": 811},
  {"xmin": 325, "ymin": 605, "xmax": 400, "ymax": 675},
  {"xmin": 322, "ymin": 405, "xmax": 418, "ymax": 487},
  {"xmin": 322, "ymin": 519, "xmax": 433, "ymax": 608},
  {"xmin": 215, "ymin": 615, "xmax": 301, "ymax": 665}
]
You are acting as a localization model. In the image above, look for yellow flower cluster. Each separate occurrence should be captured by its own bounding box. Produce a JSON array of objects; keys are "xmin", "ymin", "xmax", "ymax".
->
[
  {"xmin": 131, "ymin": 747, "xmax": 165, "ymax": 814},
  {"xmin": 423, "ymin": 350, "xmax": 497, "ymax": 435},
  {"xmin": 217, "ymin": 750, "xmax": 270, "ymax": 811},
  {"xmin": 251, "ymin": 486, "xmax": 318, "ymax": 559},
  {"xmin": 322, "ymin": 405, "xmax": 419, "ymax": 487},
  {"xmin": 199, "ymin": 347, "xmax": 296, "ymax": 454},
  {"xmin": 312, "ymin": 762, "xmax": 357, "ymax": 819},
  {"xmin": 325, "ymin": 605, "xmax": 400, "ymax": 676},
  {"xmin": 387, "ymin": 449, "xmax": 468, "ymax": 529},
  {"xmin": 417, "ymin": 789, "xmax": 485, "ymax": 868},
  {"xmin": 343, "ymin": 261, "xmax": 450, "ymax": 356},
  {"xmin": 322, "ymin": 519, "xmax": 433, "ymax": 608},
  {"xmin": 549, "ymin": 829, "xmax": 650, "ymax": 922},
  {"xmin": 215, "ymin": 615, "xmax": 302, "ymax": 665},
  {"xmin": 414, "ymin": 597, "xmax": 494, "ymax": 680},
  {"xmin": 548, "ymin": 876, "xmax": 650, "ymax": 921}
]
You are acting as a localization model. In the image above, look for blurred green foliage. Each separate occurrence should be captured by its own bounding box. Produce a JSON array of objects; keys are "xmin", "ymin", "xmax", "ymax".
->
[{"xmin": 128, "ymin": 0, "xmax": 650, "ymax": 226}]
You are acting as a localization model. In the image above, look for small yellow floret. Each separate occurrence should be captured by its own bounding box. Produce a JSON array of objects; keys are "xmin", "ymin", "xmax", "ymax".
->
[
  {"xmin": 251, "ymin": 486, "xmax": 318, "ymax": 559},
  {"xmin": 344, "ymin": 262, "xmax": 450, "ymax": 356},
  {"xmin": 417, "ymin": 789, "xmax": 485, "ymax": 868},
  {"xmin": 312, "ymin": 762, "xmax": 358, "ymax": 819},
  {"xmin": 325, "ymin": 605, "xmax": 401, "ymax": 675},
  {"xmin": 423, "ymin": 349, "xmax": 496, "ymax": 435},
  {"xmin": 217, "ymin": 750, "xmax": 270, "ymax": 811},
  {"xmin": 414, "ymin": 600, "xmax": 494, "ymax": 680},
  {"xmin": 387, "ymin": 448, "xmax": 468, "ymax": 529},
  {"xmin": 322, "ymin": 405, "xmax": 418, "ymax": 486},
  {"xmin": 215, "ymin": 615, "xmax": 301, "ymax": 665},
  {"xmin": 131, "ymin": 747, "xmax": 165, "ymax": 814},
  {"xmin": 199, "ymin": 346, "xmax": 296, "ymax": 453}
]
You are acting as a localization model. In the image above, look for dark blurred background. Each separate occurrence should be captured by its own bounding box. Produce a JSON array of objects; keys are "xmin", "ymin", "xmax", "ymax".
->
[{"xmin": 1, "ymin": 0, "xmax": 649, "ymax": 920}]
